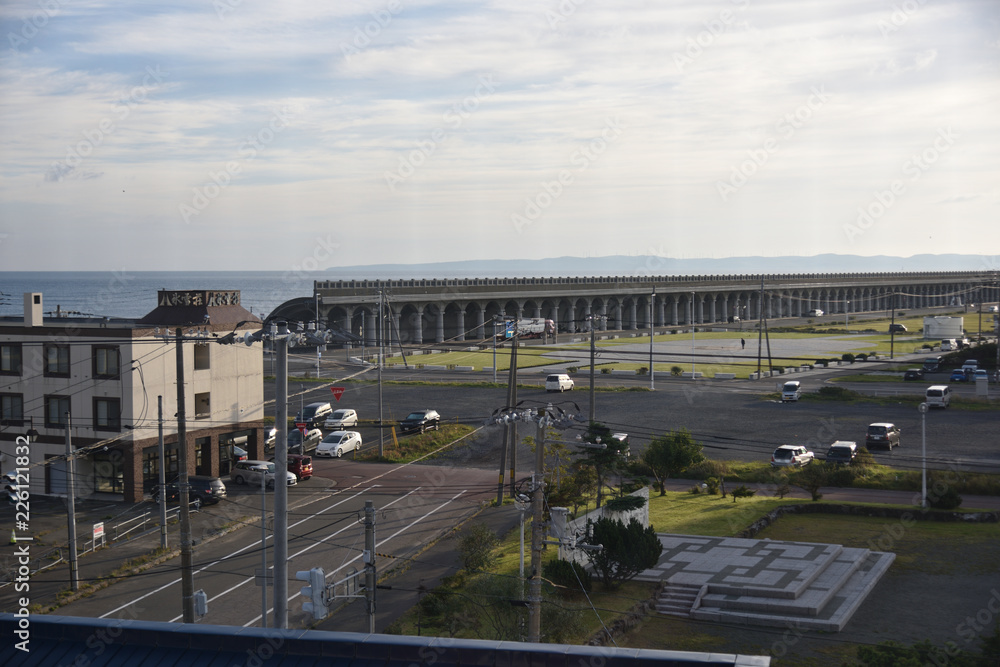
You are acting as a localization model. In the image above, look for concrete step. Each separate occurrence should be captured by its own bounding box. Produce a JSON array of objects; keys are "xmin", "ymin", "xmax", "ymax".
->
[{"xmin": 657, "ymin": 582, "xmax": 702, "ymax": 618}]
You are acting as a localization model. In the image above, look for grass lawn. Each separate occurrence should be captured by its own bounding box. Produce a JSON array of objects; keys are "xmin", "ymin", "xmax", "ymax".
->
[{"xmin": 358, "ymin": 424, "xmax": 479, "ymax": 463}]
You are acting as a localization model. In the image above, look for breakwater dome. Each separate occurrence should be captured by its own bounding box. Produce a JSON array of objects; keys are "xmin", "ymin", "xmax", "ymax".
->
[{"xmin": 268, "ymin": 271, "xmax": 997, "ymax": 346}]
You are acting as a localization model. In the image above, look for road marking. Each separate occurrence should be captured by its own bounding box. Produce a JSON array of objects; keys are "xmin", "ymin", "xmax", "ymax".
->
[
  {"xmin": 242, "ymin": 489, "xmax": 468, "ymax": 627},
  {"xmin": 99, "ymin": 485, "xmax": 377, "ymax": 619}
]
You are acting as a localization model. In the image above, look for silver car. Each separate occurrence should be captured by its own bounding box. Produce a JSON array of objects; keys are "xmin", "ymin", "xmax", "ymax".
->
[
  {"xmin": 230, "ymin": 460, "xmax": 297, "ymax": 488},
  {"xmin": 770, "ymin": 445, "xmax": 814, "ymax": 468}
]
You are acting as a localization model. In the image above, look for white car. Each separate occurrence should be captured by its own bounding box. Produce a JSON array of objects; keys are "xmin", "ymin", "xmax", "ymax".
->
[
  {"xmin": 545, "ymin": 373, "xmax": 575, "ymax": 392},
  {"xmin": 806, "ymin": 309, "xmax": 824, "ymax": 317},
  {"xmin": 324, "ymin": 408, "xmax": 358, "ymax": 429},
  {"xmin": 770, "ymin": 445, "xmax": 815, "ymax": 468},
  {"xmin": 230, "ymin": 460, "xmax": 297, "ymax": 488},
  {"xmin": 781, "ymin": 381, "xmax": 802, "ymax": 402},
  {"xmin": 316, "ymin": 431, "xmax": 362, "ymax": 458},
  {"xmin": 265, "ymin": 427, "xmax": 322, "ymax": 453}
]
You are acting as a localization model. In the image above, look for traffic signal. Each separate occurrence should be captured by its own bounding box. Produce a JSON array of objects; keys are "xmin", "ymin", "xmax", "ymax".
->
[
  {"xmin": 295, "ymin": 567, "xmax": 328, "ymax": 621},
  {"xmin": 4, "ymin": 472, "xmax": 19, "ymax": 505}
]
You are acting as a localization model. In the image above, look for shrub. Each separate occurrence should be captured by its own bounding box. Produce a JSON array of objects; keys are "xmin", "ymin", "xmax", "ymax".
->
[
  {"xmin": 771, "ymin": 365, "xmax": 785, "ymax": 374},
  {"xmin": 689, "ymin": 485, "xmax": 701, "ymax": 494},
  {"xmin": 854, "ymin": 446, "xmax": 876, "ymax": 471},
  {"xmin": 817, "ymin": 385, "xmax": 858, "ymax": 400},
  {"xmin": 601, "ymin": 367, "xmax": 611, "ymax": 374},
  {"xmin": 543, "ymin": 558, "xmax": 592, "ymax": 593},
  {"xmin": 687, "ymin": 459, "xmax": 729, "ymax": 479},
  {"xmin": 670, "ymin": 365, "xmax": 683, "ymax": 377},
  {"xmin": 566, "ymin": 366, "xmax": 578, "ymax": 374},
  {"xmin": 704, "ymin": 477, "xmax": 720, "ymax": 494},
  {"xmin": 841, "ymin": 353, "xmax": 856, "ymax": 363},
  {"xmin": 856, "ymin": 353, "xmax": 868, "ymax": 361},
  {"xmin": 731, "ymin": 485, "xmax": 756, "ymax": 502},
  {"xmin": 927, "ymin": 486, "xmax": 963, "ymax": 510},
  {"xmin": 815, "ymin": 359, "xmax": 829, "ymax": 367},
  {"xmin": 605, "ymin": 494, "xmax": 647, "ymax": 513},
  {"xmin": 458, "ymin": 524, "xmax": 500, "ymax": 573},
  {"xmin": 637, "ymin": 366, "xmax": 648, "ymax": 375}
]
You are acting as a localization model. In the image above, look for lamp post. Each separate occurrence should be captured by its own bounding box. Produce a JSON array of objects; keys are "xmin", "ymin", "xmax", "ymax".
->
[
  {"xmin": 649, "ymin": 287, "xmax": 655, "ymax": 390},
  {"xmin": 845, "ymin": 300, "xmax": 850, "ymax": 332},
  {"xmin": 919, "ymin": 402, "xmax": 928, "ymax": 509},
  {"xmin": 23, "ymin": 417, "xmax": 39, "ymax": 443},
  {"xmin": 690, "ymin": 292, "xmax": 696, "ymax": 378}
]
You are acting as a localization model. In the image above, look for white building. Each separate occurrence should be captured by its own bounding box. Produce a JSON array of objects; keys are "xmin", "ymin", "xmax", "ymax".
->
[{"xmin": 0, "ymin": 291, "xmax": 264, "ymax": 503}]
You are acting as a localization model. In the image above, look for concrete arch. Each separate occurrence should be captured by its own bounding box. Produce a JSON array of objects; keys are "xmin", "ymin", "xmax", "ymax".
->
[
  {"xmin": 444, "ymin": 301, "xmax": 465, "ymax": 342},
  {"xmin": 464, "ymin": 301, "xmax": 485, "ymax": 339}
]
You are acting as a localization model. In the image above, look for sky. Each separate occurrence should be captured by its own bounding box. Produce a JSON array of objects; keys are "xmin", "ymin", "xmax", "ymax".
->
[{"xmin": 0, "ymin": 0, "xmax": 998, "ymax": 273}]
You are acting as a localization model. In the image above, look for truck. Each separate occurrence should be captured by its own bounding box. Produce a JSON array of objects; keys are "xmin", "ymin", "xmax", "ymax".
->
[{"xmin": 498, "ymin": 318, "xmax": 556, "ymax": 340}]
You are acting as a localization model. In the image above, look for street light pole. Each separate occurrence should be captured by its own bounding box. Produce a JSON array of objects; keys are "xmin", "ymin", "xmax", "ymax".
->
[
  {"xmin": 649, "ymin": 287, "xmax": 655, "ymax": 390},
  {"xmin": 690, "ymin": 292, "xmax": 696, "ymax": 378},
  {"xmin": 919, "ymin": 402, "xmax": 928, "ymax": 510},
  {"xmin": 528, "ymin": 409, "xmax": 546, "ymax": 643}
]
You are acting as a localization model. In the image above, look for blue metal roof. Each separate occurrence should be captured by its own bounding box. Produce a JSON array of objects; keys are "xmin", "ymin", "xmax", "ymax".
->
[{"xmin": 0, "ymin": 614, "xmax": 770, "ymax": 667}]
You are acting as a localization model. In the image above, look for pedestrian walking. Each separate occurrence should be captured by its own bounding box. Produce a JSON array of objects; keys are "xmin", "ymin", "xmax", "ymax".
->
[{"xmin": 741, "ymin": 338, "xmax": 746, "ymax": 349}]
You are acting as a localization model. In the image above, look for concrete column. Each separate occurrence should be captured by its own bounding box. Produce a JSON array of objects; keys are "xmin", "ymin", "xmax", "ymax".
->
[
  {"xmin": 584, "ymin": 303, "xmax": 592, "ymax": 330},
  {"xmin": 390, "ymin": 311, "xmax": 400, "ymax": 347},
  {"xmin": 695, "ymin": 296, "xmax": 703, "ymax": 324},
  {"xmin": 413, "ymin": 308, "xmax": 424, "ymax": 345},
  {"xmin": 549, "ymin": 305, "xmax": 559, "ymax": 332},
  {"xmin": 342, "ymin": 313, "xmax": 351, "ymax": 337},
  {"xmin": 629, "ymin": 300, "xmax": 637, "ymax": 330},
  {"xmin": 671, "ymin": 300, "xmax": 678, "ymax": 325},
  {"xmin": 533, "ymin": 303, "xmax": 542, "ymax": 318},
  {"xmin": 474, "ymin": 305, "xmax": 485, "ymax": 338},
  {"xmin": 709, "ymin": 296, "xmax": 717, "ymax": 323},
  {"xmin": 568, "ymin": 305, "xmax": 576, "ymax": 333},
  {"xmin": 600, "ymin": 303, "xmax": 608, "ymax": 330},
  {"xmin": 721, "ymin": 295, "xmax": 729, "ymax": 322},
  {"xmin": 456, "ymin": 309, "xmax": 465, "ymax": 342},
  {"xmin": 435, "ymin": 306, "xmax": 445, "ymax": 343},
  {"xmin": 365, "ymin": 310, "xmax": 376, "ymax": 346}
]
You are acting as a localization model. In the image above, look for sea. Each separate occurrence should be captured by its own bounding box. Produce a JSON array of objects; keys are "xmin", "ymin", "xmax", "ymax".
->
[{"xmin": 0, "ymin": 271, "xmax": 326, "ymax": 321}]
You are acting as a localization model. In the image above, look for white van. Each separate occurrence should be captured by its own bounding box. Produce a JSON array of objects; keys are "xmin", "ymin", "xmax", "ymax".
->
[
  {"xmin": 545, "ymin": 373, "xmax": 575, "ymax": 392},
  {"xmin": 940, "ymin": 339, "xmax": 957, "ymax": 351},
  {"xmin": 781, "ymin": 381, "xmax": 802, "ymax": 402},
  {"xmin": 925, "ymin": 384, "xmax": 951, "ymax": 408}
]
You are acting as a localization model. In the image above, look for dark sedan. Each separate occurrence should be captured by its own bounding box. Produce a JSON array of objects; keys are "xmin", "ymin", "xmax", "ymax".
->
[{"xmin": 400, "ymin": 409, "xmax": 441, "ymax": 434}]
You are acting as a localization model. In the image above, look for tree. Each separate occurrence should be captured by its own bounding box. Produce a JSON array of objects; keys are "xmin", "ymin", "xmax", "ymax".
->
[
  {"xmin": 584, "ymin": 516, "xmax": 663, "ymax": 588},
  {"xmin": 731, "ymin": 485, "xmax": 755, "ymax": 502},
  {"xmin": 575, "ymin": 422, "xmax": 630, "ymax": 508},
  {"xmin": 458, "ymin": 524, "xmax": 500, "ymax": 572},
  {"xmin": 795, "ymin": 463, "xmax": 828, "ymax": 501},
  {"xmin": 641, "ymin": 429, "xmax": 706, "ymax": 496}
]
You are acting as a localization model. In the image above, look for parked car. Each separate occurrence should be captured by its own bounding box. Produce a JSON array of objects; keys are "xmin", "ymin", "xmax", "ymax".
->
[
  {"xmin": 155, "ymin": 475, "xmax": 227, "ymax": 509},
  {"xmin": 272, "ymin": 454, "xmax": 313, "ymax": 481},
  {"xmin": 806, "ymin": 309, "xmax": 824, "ymax": 317},
  {"xmin": 230, "ymin": 460, "xmax": 297, "ymax": 488},
  {"xmin": 961, "ymin": 360, "xmax": 979, "ymax": 373},
  {"xmin": 771, "ymin": 445, "xmax": 814, "ymax": 468},
  {"xmin": 295, "ymin": 402, "xmax": 333, "ymax": 428},
  {"xmin": 973, "ymin": 369, "xmax": 989, "ymax": 381},
  {"xmin": 865, "ymin": 423, "xmax": 901, "ymax": 450},
  {"xmin": 825, "ymin": 441, "xmax": 858, "ymax": 465},
  {"xmin": 888, "ymin": 323, "xmax": 907, "ymax": 333},
  {"xmin": 940, "ymin": 339, "xmax": 958, "ymax": 351},
  {"xmin": 545, "ymin": 373, "xmax": 575, "ymax": 392},
  {"xmin": 925, "ymin": 384, "xmax": 951, "ymax": 408},
  {"xmin": 989, "ymin": 305, "xmax": 999, "ymax": 313},
  {"xmin": 286, "ymin": 427, "xmax": 323, "ymax": 454},
  {"xmin": 903, "ymin": 369, "xmax": 924, "ymax": 381},
  {"xmin": 781, "ymin": 381, "xmax": 801, "ymax": 402},
  {"xmin": 324, "ymin": 408, "xmax": 359, "ymax": 429},
  {"xmin": 949, "ymin": 369, "xmax": 968, "ymax": 382},
  {"xmin": 922, "ymin": 356, "xmax": 942, "ymax": 372},
  {"xmin": 316, "ymin": 431, "xmax": 362, "ymax": 458},
  {"xmin": 233, "ymin": 445, "xmax": 248, "ymax": 462},
  {"xmin": 400, "ymin": 409, "xmax": 441, "ymax": 434}
]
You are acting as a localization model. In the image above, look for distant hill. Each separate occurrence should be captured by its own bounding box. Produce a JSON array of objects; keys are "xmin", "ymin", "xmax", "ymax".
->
[{"xmin": 320, "ymin": 254, "xmax": 995, "ymax": 279}]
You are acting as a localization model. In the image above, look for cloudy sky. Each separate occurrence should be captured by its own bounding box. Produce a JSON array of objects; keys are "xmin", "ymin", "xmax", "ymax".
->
[{"xmin": 0, "ymin": 0, "xmax": 997, "ymax": 272}]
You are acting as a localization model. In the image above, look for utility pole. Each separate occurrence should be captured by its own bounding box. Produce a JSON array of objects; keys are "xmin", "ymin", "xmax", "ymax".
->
[
  {"xmin": 508, "ymin": 332, "xmax": 519, "ymax": 498},
  {"xmin": 649, "ymin": 287, "xmax": 655, "ymax": 390},
  {"xmin": 756, "ymin": 279, "xmax": 765, "ymax": 378},
  {"xmin": 157, "ymin": 396, "xmax": 167, "ymax": 550},
  {"xmin": 65, "ymin": 413, "xmax": 79, "ymax": 592},
  {"xmin": 690, "ymin": 292, "xmax": 696, "ymax": 377},
  {"xmin": 378, "ymin": 287, "xmax": 384, "ymax": 458},
  {"xmin": 527, "ymin": 410, "xmax": 546, "ymax": 643},
  {"xmin": 274, "ymin": 322, "xmax": 290, "ymax": 628},
  {"xmin": 589, "ymin": 319, "xmax": 596, "ymax": 422},
  {"xmin": 260, "ymin": 470, "xmax": 268, "ymax": 628},
  {"xmin": 889, "ymin": 292, "xmax": 897, "ymax": 359},
  {"xmin": 365, "ymin": 500, "xmax": 376, "ymax": 634},
  {"xmin": 175, "ymin": 327, "xmax": 195, "ymax": 623}
]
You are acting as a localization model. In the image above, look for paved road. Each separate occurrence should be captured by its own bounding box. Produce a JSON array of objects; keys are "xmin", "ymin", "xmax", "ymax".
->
[{"xmin": 48, "ymin": 461, "xmax": 497, "ymax": 628}]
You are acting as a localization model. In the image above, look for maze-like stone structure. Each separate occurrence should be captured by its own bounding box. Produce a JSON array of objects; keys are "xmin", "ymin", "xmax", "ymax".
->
[{"xmin": 643, "ymin": 534, "xmax": 895, "ymax": 631}]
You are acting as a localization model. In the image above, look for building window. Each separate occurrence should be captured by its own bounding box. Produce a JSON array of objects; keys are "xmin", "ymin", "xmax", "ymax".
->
[
  {"xmin": 45, "ymin": 395, "xmax": 71, "ymax": 428},
  {"xmin": 193, "ymin": 343, "xmax": 210, "ymax": 370},
  {"xmin": 1, "ymin": 343, "xmax": 22, "ymax": 375},
  {"xmin": 44, "ymin": 344, "xmax": 70, "ymax": 377},
  {"xmin": 194, "ymin": 392, "xmax": 211, "ymax": 419},
  {"xmin": 142, "ymin": 445, "xmax": 179, "ymax": 493},
  {"xmin": 93, "ymin": 397, "xmax": 122, "ymax": 432},
  {"xmin": 92, "ymin": 450, "xmax": 124, "ymax": 494},
  {"xmin": 93, "ymin": 345, "xmax": 121, "ymax": 379},
  {"xmin": 0, "ymin": 393, "xmax": 24, "ymax": 427}
]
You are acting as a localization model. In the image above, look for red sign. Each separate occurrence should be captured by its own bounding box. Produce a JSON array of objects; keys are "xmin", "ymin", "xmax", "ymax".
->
[
  {"xmin": 331, "ymin": 387, "xmax": 345, "ymax": 401},
  {"xmin": 295, "ymin": 422, "xmax": 307, "ymax": 435}
]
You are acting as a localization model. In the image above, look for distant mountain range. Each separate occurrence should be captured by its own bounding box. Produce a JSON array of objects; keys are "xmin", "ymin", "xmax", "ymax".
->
[{"xmin": 322, "ymin": 254, "xmax": 997, "ymax": 279}]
